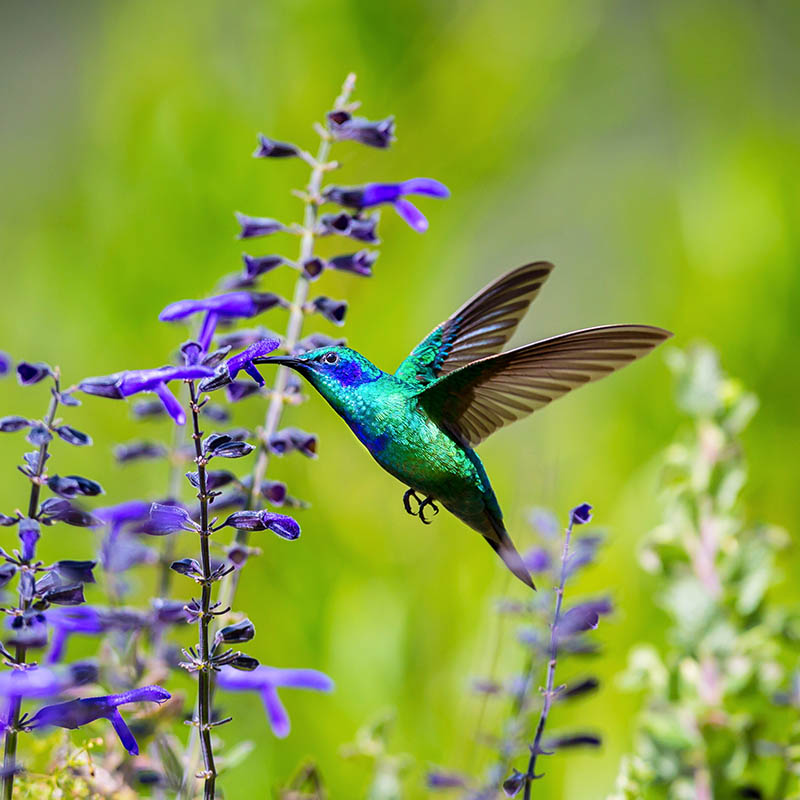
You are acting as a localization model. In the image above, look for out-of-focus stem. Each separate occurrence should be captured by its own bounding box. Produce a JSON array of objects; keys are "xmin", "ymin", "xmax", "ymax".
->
[
  {"xmin": 2, "ymin": 374, "xmax": 61, "ymax": 800},
  {"xmin": 521, "ymin": 514, "xmax": 575, "ymax": 800}
]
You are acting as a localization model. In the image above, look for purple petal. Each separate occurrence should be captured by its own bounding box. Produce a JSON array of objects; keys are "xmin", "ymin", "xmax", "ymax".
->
[
  {"xmin": 393, "ymin": 199, "xmax": 428, "ymax": 232},
  {"xmin": 261, "ymin": 686, "xmax": 291, "ymax": 738},
  {"xmin": 94, "ymin": 500, "xmax": 151, "ymax": 528},
  {"xmin": 262, "ymin": 668, "xmax": 334, "ymax": 692},
  {"xmin": 117, "ymin": 365, "xmax": 213, "ymax": 395},
  {"xmin": 109, "ymin": 708, "xmax": 139, "ymax": 755},
  {"xmin": 198, "ymin": 311, "xmax": 219, "ymax": 352},
  {"xmin": 0, "ymin": 352, "xmax": 10, "ymax": 375},
  {"xmin": 400, "ymin": 178, "xmax": 450, "ymax": 198},
  {"xmin": 153, "ymin": 383, "xmax": 186, "ymax": 425},
  {"xmin": 235, "ymin": 212, "xmax": 285, "ymax": 239},
  {"xmin": 147, "ymin": 502, "xmax": 198, "ymax": 534},
  {"xmin": 558, "ymin": 598, "xmax": 612, "ymax": 638}
]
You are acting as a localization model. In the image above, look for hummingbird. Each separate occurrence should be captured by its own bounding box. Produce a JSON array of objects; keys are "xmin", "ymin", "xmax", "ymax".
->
[{"xmin": 259, "ymin": 263, "xmax": 672, "ymax": 589}]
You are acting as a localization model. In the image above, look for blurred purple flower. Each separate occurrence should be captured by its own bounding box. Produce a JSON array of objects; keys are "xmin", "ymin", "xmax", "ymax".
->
[
  {"xmin": 25, "ymin": 685, "xmax": 171, "ymax": 755},
  {"xmin": 0, "ymin": 352, "xmax": 10, "ymax": 376},
  {"xmin": 45, "ymin": 606, "xmax": 148, "ymax": 663},
  {"xmin": 326, "ymin": 110, "xmax": 395, "ymax": 149},
  {"xmin": 16, "ymin": 362, "xmax": 51, "ymax": 385},
  {"xmin": 0, "ymin": 663, "xmax": 96, "ymax": 700},
  {"xmin": 557, "ymin": 598, "xmax": 612, "ymax": 639},
  {"xmin": 159, "ymin": 292, "xmax": 286, "ymax": 351},
  {"xmin": 200, "ymin": 338, "xmax": 280, "ymax": 392},
  {"xmin": 216, "ymin": 665, "xmax": 333, "ymax": 738},
  {"xmin": 307, "ymin": 297, "xmax": 347, "ymax": 326},
  {"xmin": 325, "ymin": 178, "xmax": 449, "ymax": 233},
  {"xmin": 235, "ymin": 212, "xmax": 286, "ymax": 240},
  {"xmin": 328, "ymin": 250, "xmax": 377, "ymax": 277},
  {"xmin": 18, "ymin": 517, "xmax": 40, "ymax": 562},
  {"xmin": 268, "ymin": 428, "xmax": 317, "ymax": 458},
  {"xmin": 253, "ymin": 134, "xmax": 300, "ymax": 159},
  {"xmin": 113, "ymin": 441, "xmax": 168, "ymax": 462},
  {"xmin": 317, "ymin": 212, "xmax": 379, "ymax": 244}
]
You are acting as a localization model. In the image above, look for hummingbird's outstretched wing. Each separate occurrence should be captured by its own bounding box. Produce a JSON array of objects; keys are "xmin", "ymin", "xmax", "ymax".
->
[
  {"xmin": 417, "ymin": 325, "xmax": 672, "ymax": 447},
  {"xmin": 395, "ymin": 262, "xmax": 554, "ymax": 388}
]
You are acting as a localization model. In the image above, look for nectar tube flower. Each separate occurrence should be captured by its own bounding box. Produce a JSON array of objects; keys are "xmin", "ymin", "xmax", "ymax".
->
[
  {"xmin": 325, "ymin": 178, "xmax": 449, "ymax": 233},
  {"xmin": 216, "ymin": 665, "xmax": 333, "ymax": 738},
  {"xmin": 199, "ymin": 337, "xmax": 280, "ymax": 392},
  {"xmin": 25, "ymin": 685, "xmax": 171, "ymax": 755}
]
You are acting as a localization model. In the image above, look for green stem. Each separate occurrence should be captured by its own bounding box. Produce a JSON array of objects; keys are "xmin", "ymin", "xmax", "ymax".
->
[{"xmin": 2, "ymin": 374, "xmax": 61, "ymax": 800}]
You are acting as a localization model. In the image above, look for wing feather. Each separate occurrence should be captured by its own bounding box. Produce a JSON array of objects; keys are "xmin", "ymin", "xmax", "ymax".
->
[
  {"xmin": 417, "ymin": 324, "xmax": 672, "ymax": 447},
  {"xmin": 395, "ymin": 263, "xmax": 554, "ymax": 386}
]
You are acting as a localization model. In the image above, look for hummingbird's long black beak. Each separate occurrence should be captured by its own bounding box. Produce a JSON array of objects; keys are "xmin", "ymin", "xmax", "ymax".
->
[{"xmin": 253, "ymin": 355, "xmax": 303, "ymax": 369}]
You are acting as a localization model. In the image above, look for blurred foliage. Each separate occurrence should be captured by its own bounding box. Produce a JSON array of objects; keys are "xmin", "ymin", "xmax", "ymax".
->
[
  {"xmin": 610, "ymin": 346, "xmax": 799, "ymax": 799},
  {"xmin": 1, "ymin": 1, "xmax": 799, "ymax": 797}
]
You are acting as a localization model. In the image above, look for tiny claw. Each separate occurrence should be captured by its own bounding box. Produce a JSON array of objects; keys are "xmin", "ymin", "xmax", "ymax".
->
[
  {"xmin": 418, "ymin": 496, "xmax": 439, "ymax": 525},
  {"xmin": 403, "ymin": 489, "xmax": 423, "ymax": 516}
]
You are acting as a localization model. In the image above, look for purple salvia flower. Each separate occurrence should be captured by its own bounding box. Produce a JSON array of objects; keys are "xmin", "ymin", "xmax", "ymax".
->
[
  {"xmin": 25, "ymin": 685, "xmax": 171, "ymax": 755},
  {"xmin": 18, "ymin": 518, "xmax": 40, "ymax": 562},
  {"xmin": 46, "ymin": 475, "xmax": 104, "ymax": 499},
  {"xmin": 146, "ymin": 502, "xmax": 200, "ymax": 534},
  {"xmin": 242, "ymin": 253, "xmax": 285, "ymax": 279},
  {"xmin": 325, "ymin": 178, "xmax": 449, "ymax": 233},
  {"xmin": 268, "ymin": 427, "xmax": 317, "ymax": 458},
  {"xmin": 328, "ymin": 250, "xmax": 377, "ymax": 277},
  {"xmin": 159, "ymin": 292, "xmax": 286, "ymax": 351},
  {"xmin": 317, "ymin": 212, "xmax": 380, "ymax": 243},
  {"xmin": 219, "ymin": 510, "xmax": 300, "ymax": 540},
  {"xmin": 226, "ymin": 380, "xmax": 262, "ymax": 402},
  {"xmin": 16, "ymin": 361, "xmax": 52, "ymax": 385},
  {"xmin": 523, "ymin": 547, "xmax": 552, "ymax": 574},
  {"xmin": 253, "ymin": 134, "xmax": 300, "ymax": 159},
  {"xmin": 307, "ymin": 297, "xmax": 347, "ymax": 326},
  {"xmin": 225, "ymin": 338, "xmax": 280, "ymax": 387},
  {"xmin": 216, "ymin": 665, "xmax": 333, "ymax": 738},
  {"xmin": 557, "ymin": 598, "xmax": 613, "ymax": 638},
  {"xmin": 113, "ymin": 441, "xmax": 168, "ymax": 462},
  {"xmin": 326, "ymin": 110, "xmax": 395, "ymax": 149},
  {"xmin": 235, "ymin": 212, "xmax": 286, "ymax": 239}
]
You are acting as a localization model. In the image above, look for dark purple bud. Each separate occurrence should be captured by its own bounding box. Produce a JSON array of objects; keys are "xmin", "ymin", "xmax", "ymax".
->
[
  {"xmin": 180, "ymin": 340, "xmax": 203, "ymax": 366},
  {"xmin": 50, "ymin": 560, "xmax": 97, "ymax": 585},
  {"xmin": 131, "ymin": 399, "xmax": 166, "ymax": 418},
  {"xmin": 427, "ymin": 771, "xmax": 468, "ymax": 789},
  {"xmin": 242, "ymin": 253, "xmax": 285, "ymax": 279},
  {"xmin": 301, "ymin": 257, "xmax": 325, "ymax": 280},
  {"xmin": 570, "ymin": 503, "xmax": 593, "ymax": 526},
  {"xmin": 113, "ymin": 441, "xmax": 167, "ymax": 463},
  {"xmin": 235, "ymin": 212, "xmax": 285, "ymax": 239},
  {"xmin": 326, "ymin": 110, "xmax": 395, "ymax": 149},
  {"xmin": 27, "ymin": 424, "xmax": 52, "ymax": 446},
  {"xmin": 170, "ymin": 558, "xmax": 201, "ymax": 578},
  {"xmin": 0, "ymin": 563, "xmax": 16, "ymax": 588},
  {"xmin": 229, "ymin": 654, "xmax": 260, "ymax": 672},
  {"xmin": 203, "ymin": 433, "xmax": 255, "ymax": 460},
  {"xmin": 543, "ymin": 733, "xmax": 602, "ymax": 750},
  {"xmin": 253, "ymin": 134, "xmax": 300, "ymax": 158},
  {"xmin": 42, "ymin": 584, "xmax": 85, "ymax": 606},
  {"xmin": 307, "ymin": 296, "xmax": 347, "ymax": 326},
  {"xmin": 268, "ymin": 427, "xmax": 317, "ymax": 458},
  {"xmin": 0, "ymin": 513, "xmax": 19, "ymax": 526},
  {"xmin": 260, "ymin": 480, "xmax": 287, "ymax": 505},
  {"xmin": 317, "ymin": 212, "xmax": 380, "ymax": 244},
  {"xmin": 25, "ymin": 685, "xmax": 171, "ymax": 756},
  {"xmin": 226, "ymin": 380, "xmax": 261, "ymax": 402},
  {"xmin": 502, "ymin": 769, "xmax": 525, "ymax": 797},
  {"xmin": 214, "ymin": 619, "xmax": 255, "ymax": 646},
  {"xmin": 220, "ymin": 510, "xmax": 300, "ymax": 540},
  {"xmin": 328, "ymin": 250, "xmax": 377, "ymax": 277},
  {"xmin": 201, "ymin": 404, "xmax": 231, "ymax": 424},
  {"xmin": 202, "ymin": 345, "xmax": 232, "ymax": 368},
  {"xmin": 147, "ymin": 503, "xmax": 199, "ymax": 534},
  {"xmin": 0, "ymin": 352, "xmax": 10, "ymax": 375},
  {"xmin": 558, "ymin": 599, "xmax": 612, "ymax": 638},
  {"xmin": 7, "ymin": 612, "xmax": 48, "ymax": 648},
  {"xmin": 294, "ymin": 333, "xmax": 346, "ymax": 354},
  {"xmin": 47, "ymin": 475, "xmax": 104, "ymax": 499},
  {"xmin": 560, "ymin": 677, "xmax": 600, "ymax": 701},
  {"xmin": 17, "ymin": 362, "xmax": 51, "ymax": 385},
  {"xmin": 19, "ymin": 518, "xmax": 40, "ymax": 561},
  {"xmin": 79, "ymin": 376, "xmax": 124, "ymax": 403},
  {"xmin": 0, "ymin": 416, "xmax": 31, "ymax": 433}
]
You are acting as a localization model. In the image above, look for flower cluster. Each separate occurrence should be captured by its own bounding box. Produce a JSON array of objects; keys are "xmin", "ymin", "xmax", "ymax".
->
[
  {"xmin": 609, "ymin": 347, "xmax": 798, "ymax": 799},
  {"xmin": 428, "ymin": 503, "xmax": 609, "ymax": 799}
]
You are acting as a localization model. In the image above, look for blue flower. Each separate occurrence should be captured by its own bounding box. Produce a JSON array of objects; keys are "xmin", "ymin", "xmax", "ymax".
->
[
  {"xmin": 159, "ymin": 292, "xmax": 286, "ymax": 351},
  {"xmin": 216, "ymin": 665, "xmax": 333, "ymax": 738},
  {"xmin": 325, "ymin": 178, "xmax": 449, "ymax": 232},
  {"xmin": 25, "ymin": 685, "xmax": 171, "ymax": 755},
  {"xmin": 79, "ymin": 366, "xmax": 214, "ymax": 425}
]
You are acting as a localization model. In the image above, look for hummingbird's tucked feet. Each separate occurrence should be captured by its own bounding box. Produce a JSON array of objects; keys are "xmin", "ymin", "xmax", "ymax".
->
[{"xmin": 417, "ymin": 496, "xmax": 439, "ymax": 525}]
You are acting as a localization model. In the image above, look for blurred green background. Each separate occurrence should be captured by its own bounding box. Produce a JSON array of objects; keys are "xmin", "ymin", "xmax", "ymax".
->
[{"xmin": 1, "ymin": 0, "xmax": 799, "ymax": 797}]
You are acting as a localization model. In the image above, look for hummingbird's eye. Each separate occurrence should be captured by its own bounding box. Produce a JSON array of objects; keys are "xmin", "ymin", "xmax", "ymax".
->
[{"xmin": 322, "ymin": 352, "xmax": 339, "ymax": 366}]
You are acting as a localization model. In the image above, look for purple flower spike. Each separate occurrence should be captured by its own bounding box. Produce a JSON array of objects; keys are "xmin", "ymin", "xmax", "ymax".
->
[
  {"xmin": 217, "ymin": 665, "xmax": 333, "ymax": 738},
  {"xmin": 220, "ymin": 510, "xmax": 300, "ymax": 540},
  {"xmin": 253, "ymin": 134, "xmax": 300, "ymax": 159},
  {"xmin": 235, "ymin": 212, "xmax": 286, "ymax": 239},
  {"xmin": 326, "ymin": 179, "xmax": 449, "ymax": 233},
  {"xmin": 327, "ymin": 110, "xmax": 395, "ymax": 149},
  {"xmin": 26, "ymin": 685, "xmax": 171, "ymax": 755},
  {"xmin": 0, "ymin": 352, "xmax": 11, "ymax": 375}
]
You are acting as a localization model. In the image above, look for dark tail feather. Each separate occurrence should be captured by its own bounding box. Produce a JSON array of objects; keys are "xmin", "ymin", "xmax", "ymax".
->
[{"xmin": 485, "ymin": 515, "xmax": 535, "ymax": 590}]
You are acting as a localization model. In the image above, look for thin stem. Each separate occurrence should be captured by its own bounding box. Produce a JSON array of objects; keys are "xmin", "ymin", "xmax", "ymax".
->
[
  {"xmin": 188, "ymin": 380, "xmax": 217, "ymax": 800},
  {"xmin": 2, "ymin": 375, "xmax": 61, "ymax": 800},
  {"xmin": 521, "ymin": 515, "xmax": 574, "ymax": 800}
]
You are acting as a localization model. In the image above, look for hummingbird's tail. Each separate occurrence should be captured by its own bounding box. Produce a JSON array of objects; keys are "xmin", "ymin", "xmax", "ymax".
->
[{"xmin": 484, "ymin": 512, "xmax": 535, "ymax": 591}]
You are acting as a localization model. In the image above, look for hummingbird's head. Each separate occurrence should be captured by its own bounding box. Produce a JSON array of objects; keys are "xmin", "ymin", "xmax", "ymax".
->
[{"xmin": 257, "ymin": 346, "xmax": 383, "ymax": 412}]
